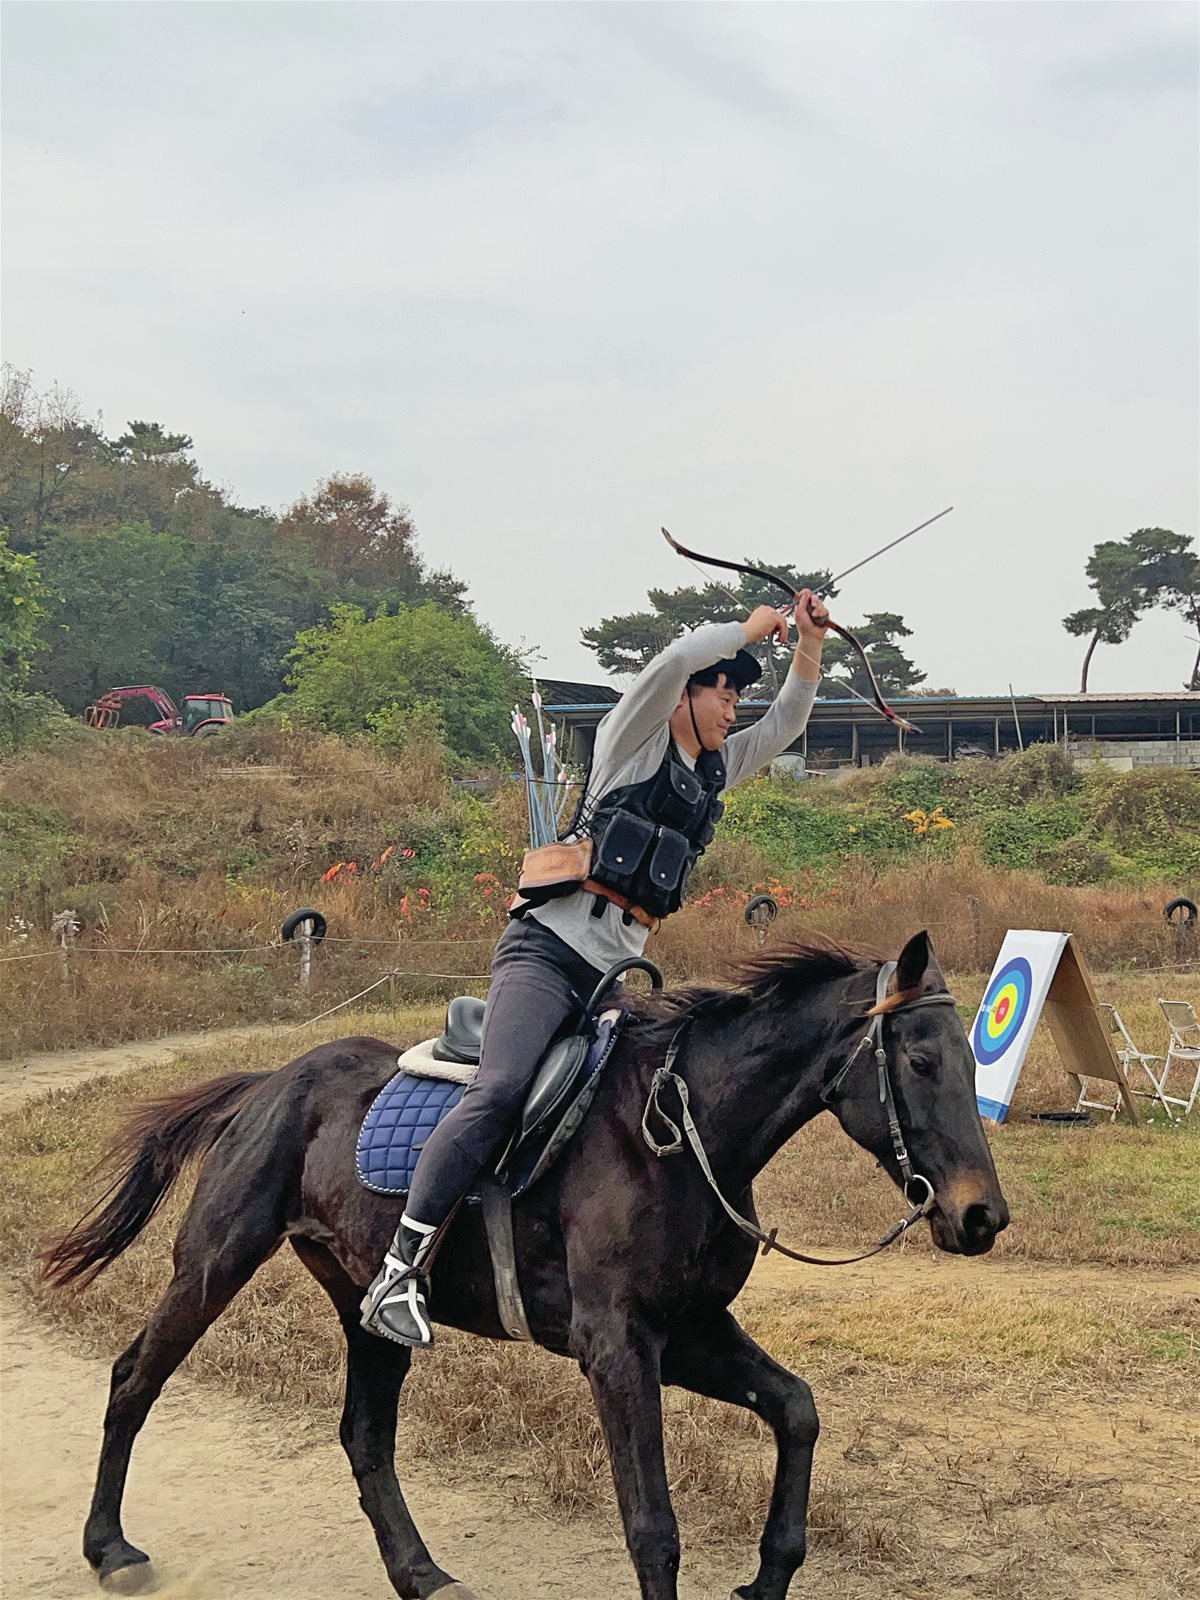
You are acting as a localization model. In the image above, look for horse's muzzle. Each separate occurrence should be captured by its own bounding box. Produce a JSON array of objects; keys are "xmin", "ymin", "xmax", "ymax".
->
[{"xmin": 929, "ymin": 1190, "xmax": 1009, "ymax": 1255}]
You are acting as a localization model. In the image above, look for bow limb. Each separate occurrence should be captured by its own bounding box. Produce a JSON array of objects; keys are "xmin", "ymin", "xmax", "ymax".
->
[
  {"xmin": 660, "ymin": 527, "xmax": 920, "ymax": 734},
  {"xmin": 661, "ymin": 529, "xmax": 797, "ymax": 600},
  {"xmin": 824, "ymin": 620, "xmax": 919, "ymax": 733}
]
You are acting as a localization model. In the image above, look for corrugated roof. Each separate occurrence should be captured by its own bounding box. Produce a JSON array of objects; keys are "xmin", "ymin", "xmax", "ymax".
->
[
  {"xmin": 540, "ymin": 678, "xmax": 1198, "ymax": 712},
  {"xmin": 533, "ymin": 677, "xmax": 619, "ymax": 707},
  {"xmin": 1035, "ymin": 691, "xmax": 1200, "ymax": 704}
]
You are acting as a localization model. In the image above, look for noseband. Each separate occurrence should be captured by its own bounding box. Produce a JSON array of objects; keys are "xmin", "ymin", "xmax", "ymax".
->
[{"xmin": 641, "ymin": 960, "xmax": 959, "ymax": 1268}]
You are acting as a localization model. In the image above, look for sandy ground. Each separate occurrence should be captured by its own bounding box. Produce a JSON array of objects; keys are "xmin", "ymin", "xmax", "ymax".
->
[
  {"xmin": 1, "ymin": 1289, "xmax": 707, "ymax": 1600},
  {"xmin": 0, "ymin": 1026, "xmax": 283, "ymax": 1112}
]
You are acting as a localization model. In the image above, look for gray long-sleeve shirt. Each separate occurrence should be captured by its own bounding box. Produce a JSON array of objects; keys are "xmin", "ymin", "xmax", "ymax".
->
[{"xmin": 527, "ymin": 622, "xmax": 817, "ymax": 972}]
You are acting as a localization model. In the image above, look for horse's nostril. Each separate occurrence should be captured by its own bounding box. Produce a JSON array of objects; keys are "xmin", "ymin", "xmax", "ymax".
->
[{"xmin": 962, "ymin": 1201, "xmax": 1000, "ymax": 1241}]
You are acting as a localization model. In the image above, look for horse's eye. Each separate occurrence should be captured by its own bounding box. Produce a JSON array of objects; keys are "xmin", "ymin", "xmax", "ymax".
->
[{"xmin": 909, "ymin": 1055, "xmax": 937, "ymax": 1077}]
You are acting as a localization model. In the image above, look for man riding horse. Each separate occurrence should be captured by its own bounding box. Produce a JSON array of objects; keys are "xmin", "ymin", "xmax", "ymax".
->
[{"xmin": 361, "ymin": 592, "xmax": 831, "ymax": 1346}]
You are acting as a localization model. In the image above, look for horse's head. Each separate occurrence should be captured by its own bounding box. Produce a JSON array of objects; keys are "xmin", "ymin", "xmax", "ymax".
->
[{"xmin": 826, "ymin": 931, "xmax": 1009, "ymax": 1256}]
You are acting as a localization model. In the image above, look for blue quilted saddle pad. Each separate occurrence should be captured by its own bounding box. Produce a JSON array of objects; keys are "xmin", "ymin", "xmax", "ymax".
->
[
  {"xmin": 355, "ymin": 1008, "xmax": 626, "ymax": 1201},
  {"xmin": 356, "ymin": 1074, "xmax": 465, "ymax": 1197}
]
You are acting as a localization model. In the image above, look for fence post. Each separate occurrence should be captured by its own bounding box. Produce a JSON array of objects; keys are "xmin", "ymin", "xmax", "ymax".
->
[
  {"xmin": 967, "ymin": 896, "xmax": 983, "ymax": 971},
  {"xmin": 299, "ymin": 918, "xmax": 314, "ymax": 993},
  {"xmin": 52, "ymin": 909, "xmax": 80, "ymax": 994}
]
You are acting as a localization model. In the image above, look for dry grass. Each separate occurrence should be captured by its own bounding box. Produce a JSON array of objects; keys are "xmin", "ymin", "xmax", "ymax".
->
[
  {"xmin": 661, "ymin": 850, "xmax": 1195, "ymax": 980},
  {"xmin": 4, "ymin": 730, "xmax": 1198, "ymax": 1592},
  {"xmin": 0, "ymin": 1000, "xmax": 1196, "ymax": 1595},
  {"xmin": 4, "ymin": 732, "xmax": 1194, "ymax": 1055},
  {"xmin": 0, "ymin": 730, "xmax": 512, "ymax": 1054}
]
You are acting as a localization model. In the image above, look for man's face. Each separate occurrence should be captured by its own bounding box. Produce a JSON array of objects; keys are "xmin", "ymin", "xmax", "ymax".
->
[{"xmin": 688, "ymin": 676, "xmax": 740, "ymax": 749}]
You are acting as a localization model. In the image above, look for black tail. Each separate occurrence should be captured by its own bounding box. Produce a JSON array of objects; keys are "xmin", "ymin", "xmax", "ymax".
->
[{"xmin": 40, "ymin": 1071, "xmax": 269, "ymax": 1288}]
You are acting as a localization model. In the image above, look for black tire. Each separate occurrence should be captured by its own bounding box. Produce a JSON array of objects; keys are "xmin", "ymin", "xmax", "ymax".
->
[
  {"xmin": 281, "ymin": 908, "xmax": 327, "ymax": 943},
  {"xmin": 1164, "ymin": 897, "xmax": 1198, "ymax": 926},
  {"xmin": 745, "ymin": 894, "xmax": 779, "ymax": 927}
]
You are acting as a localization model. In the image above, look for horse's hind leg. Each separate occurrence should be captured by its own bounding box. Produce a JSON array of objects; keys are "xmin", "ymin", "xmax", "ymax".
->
[
  {"xmin": 662, "ymin": 1310, "xmax": 819, "ymax": 1600},
  {"xmin": 291, "ymin": 1239, "xmax": 476, "ymax": 1600},
  {"xmin": 84, "ymin": 1199, "xmax": 285, "ymax": 1589}
]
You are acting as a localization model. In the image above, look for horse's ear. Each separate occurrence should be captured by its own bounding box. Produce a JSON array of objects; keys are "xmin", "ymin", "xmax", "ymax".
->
[{"xmin": 895, "ymin": 930, "xmax": 933, "ymax": 992}]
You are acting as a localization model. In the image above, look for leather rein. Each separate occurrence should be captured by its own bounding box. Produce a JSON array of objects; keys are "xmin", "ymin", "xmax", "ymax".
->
[{"xmin": 640, "ymin": 961, "xmax": 959, "ymax": 1267}]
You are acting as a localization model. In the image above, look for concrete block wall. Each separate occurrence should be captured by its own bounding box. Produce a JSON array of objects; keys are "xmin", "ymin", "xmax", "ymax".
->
[{"xmin": 1069, "ymin": 738, "xmax": 1200, "ymax": 770}]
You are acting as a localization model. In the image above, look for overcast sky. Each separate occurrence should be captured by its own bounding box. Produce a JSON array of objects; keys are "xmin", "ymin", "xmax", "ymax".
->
[{"xmin": 3, "ymin": 1, "xmax": 1197, "ymax": 695}]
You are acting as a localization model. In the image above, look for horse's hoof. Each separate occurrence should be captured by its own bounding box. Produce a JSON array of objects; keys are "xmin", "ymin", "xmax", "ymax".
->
[{"xmin": 97, "ymin": 1544, "xmax": 153, "ymax": 1594}]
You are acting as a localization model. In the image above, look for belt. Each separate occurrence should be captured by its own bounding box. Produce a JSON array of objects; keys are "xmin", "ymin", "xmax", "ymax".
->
[{"xmin": 582, "ymin": 880, "xmax": 658, "ymax": 931}]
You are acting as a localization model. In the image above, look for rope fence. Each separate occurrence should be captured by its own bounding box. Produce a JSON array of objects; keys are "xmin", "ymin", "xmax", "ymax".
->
[
  {"xmin": 3, "ymin": 906, "xmax": 1193, "ymax": 1057},
  {"xmin": 4, "ymin": 932, "xmax": 1194, "ymax": 979},
  {"xmin": 287, "ymin": 968, "xmax": 490, "ymax": 1031}
]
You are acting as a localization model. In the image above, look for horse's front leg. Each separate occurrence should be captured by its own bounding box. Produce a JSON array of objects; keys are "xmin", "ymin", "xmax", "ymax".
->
[
  {"xmin": 574, "ymin": 1310, "xmax": 680, "ymax": 1600},
  {"xmin": 662, "ymin": 1309, "xmax": 819, "ymax": 1600}
]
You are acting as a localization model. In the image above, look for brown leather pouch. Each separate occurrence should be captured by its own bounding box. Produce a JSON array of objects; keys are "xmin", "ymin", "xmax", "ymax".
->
[{"xmin": 515, "ymin": 838, "xmax": 593, "ymax": 904}]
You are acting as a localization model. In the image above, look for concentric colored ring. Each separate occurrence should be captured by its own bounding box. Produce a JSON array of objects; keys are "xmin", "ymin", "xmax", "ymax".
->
[{"xmin": 972, "ymin": 957, "xmax": 1033, "ymax": 1066}]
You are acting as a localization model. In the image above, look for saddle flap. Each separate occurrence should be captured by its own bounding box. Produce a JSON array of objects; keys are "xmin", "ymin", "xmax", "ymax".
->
[
  {"xmin": 515, "ymin": 1032, "xmax": 592, "ymax": 1145},
  {"xmin": 501, "ymin": 1006, "xmax": 627, "ymax": 1196}
]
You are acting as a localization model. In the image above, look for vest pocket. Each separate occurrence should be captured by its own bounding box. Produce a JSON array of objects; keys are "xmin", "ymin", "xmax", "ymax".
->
[
  {"xmin": 592, "ymin": 810, "xmax": 656, "ymax": 897},
  {"xmin": 648, "ymin": 758, "xmax": 705, "ymax": 829},
  {"xmin": 643, "ymin": 828, "xmax": 692, "ymax": 916}
]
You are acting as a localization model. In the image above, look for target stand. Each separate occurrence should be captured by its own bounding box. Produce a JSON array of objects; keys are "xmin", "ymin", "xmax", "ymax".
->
[{"xmin": 971, "ymin": 931, "xmax": 1139, "ymax": 1124}]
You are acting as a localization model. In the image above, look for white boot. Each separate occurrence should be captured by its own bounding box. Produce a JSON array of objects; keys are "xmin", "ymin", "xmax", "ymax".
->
[{"xmin": 360, "ymin": 1216, "xmax": 437, "ymax": 1346}]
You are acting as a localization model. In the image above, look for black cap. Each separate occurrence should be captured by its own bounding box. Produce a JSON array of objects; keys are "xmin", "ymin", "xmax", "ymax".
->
[{"xmin": 688, "ymin": 649, "xmax": 763, "ymax": 693}]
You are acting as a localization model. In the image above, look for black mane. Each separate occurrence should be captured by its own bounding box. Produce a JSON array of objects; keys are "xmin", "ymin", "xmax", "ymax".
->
[{"xmin": 635, "ymin": 936, "xmax": 880, "ymax": 1048}]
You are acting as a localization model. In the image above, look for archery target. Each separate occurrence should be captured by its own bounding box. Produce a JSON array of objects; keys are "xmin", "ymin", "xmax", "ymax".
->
[
  {"xmin": 972, "ymin": 957, "xmax": 1033, "ymax": 1066},
  {"xmin": 971, "ymin": 931, "xmax": 1068, "ymax": 1122}
]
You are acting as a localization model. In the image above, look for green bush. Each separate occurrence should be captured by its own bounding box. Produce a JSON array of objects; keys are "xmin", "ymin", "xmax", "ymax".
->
[
  {"xmin": 282, "ymin": 602, "xmax": 524, "ymax": 764},
  {"xmin": 0, "ymin": 800, "xmax": 75, "ymax": 895},
  {"xmin": 712, "ymin": 747, "xmax": 1196, "ymax": 891},
  {"xmin": 0, "ymin": 691, "xmax": 88, "ymax": 756},
  {"xmin": 970, "ymin": 799, "xmax": 1086, "ymax": 872}
]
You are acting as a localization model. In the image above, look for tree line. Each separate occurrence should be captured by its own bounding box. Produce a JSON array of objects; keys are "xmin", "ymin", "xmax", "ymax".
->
[
  {"xmin": 2, "ymin": 365, "xmax": 1195, "ymax": 765},
  {"xmin": 0, "ymin": 368, "xmax": 522, "ymax": 761},
  {"xmin": 582, "ymin": 563, "xmax": 944, "ymax": 701}
]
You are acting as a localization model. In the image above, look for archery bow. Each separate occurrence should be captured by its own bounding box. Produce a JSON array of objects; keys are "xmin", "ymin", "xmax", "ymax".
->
[{"xmin": 660, "ymin": 508, "xmax": 954, "ymax": 734}]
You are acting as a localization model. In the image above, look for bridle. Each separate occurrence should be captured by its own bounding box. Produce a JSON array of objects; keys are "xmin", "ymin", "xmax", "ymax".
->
[{"xmin": 641, "ymin": 960, "xmax": 959, "ymax": 1267}]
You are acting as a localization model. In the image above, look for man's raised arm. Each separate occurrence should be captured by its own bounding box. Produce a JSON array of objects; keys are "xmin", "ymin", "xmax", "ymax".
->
[{"xmin": 595, "ymin": 607, "xmax": 796, "ymax": 761}]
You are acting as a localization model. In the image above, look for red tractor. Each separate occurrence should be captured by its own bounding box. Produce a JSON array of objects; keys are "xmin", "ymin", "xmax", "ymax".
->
[{"xmin": 84, "ymin": 686, "xmax": 234, "ymax": 736}]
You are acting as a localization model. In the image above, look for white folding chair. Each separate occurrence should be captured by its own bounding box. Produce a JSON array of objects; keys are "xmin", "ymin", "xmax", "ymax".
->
[
  {"xmin": 1156, "ymin": 999, "xmax": 1200, "ymax": 1120},
  {"xmin": 1076, "ymin": 1006, "xmax": 1163, "ymax": 1121}
]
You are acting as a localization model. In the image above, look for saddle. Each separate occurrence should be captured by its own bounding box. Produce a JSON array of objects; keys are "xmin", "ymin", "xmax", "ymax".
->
[
  {"xmin": 355, "ymin": 957, "xmax": 663, "ymax": 1203},
  {"xmin": 355, "ymin": 958, "xmax": 662, "ymax": 1342}
]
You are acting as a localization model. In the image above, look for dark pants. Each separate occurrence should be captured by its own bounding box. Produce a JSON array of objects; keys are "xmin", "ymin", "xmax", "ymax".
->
[{"xmin": 404, "ymin": 918, "xmax": 603, "ymax": 1226}]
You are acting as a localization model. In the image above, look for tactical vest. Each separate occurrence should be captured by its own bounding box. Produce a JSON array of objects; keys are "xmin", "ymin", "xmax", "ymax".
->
[{"xmin": 584, "ymin": 742, "xmax": 725, "ymax": 922}]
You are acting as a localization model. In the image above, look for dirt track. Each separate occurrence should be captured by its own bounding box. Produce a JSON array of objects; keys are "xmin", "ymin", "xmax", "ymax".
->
[
  {"xmin": 2, "ymin": 1289, "xmax": 677, "ymax": 1599},
  {"xmin": 0, "ymin": 1026, "xmax": 282, "ymax": 1112}
]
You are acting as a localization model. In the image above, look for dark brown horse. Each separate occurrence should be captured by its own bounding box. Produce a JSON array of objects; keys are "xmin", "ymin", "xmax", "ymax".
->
[{"xmin": 44, "ymin": 932, "xmax": 1008, "ymax": 1600}]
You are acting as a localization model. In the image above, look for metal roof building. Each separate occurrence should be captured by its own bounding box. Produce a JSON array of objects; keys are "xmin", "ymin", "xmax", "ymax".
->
[{"xmin": 537, "ymin": 681, "xmax": 1200, "ymax": 773}]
